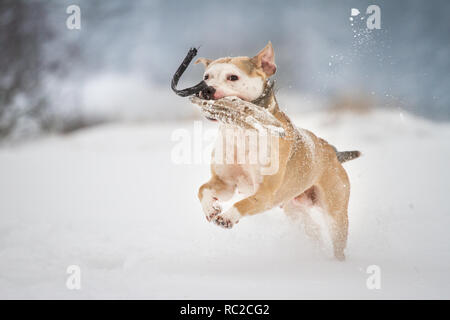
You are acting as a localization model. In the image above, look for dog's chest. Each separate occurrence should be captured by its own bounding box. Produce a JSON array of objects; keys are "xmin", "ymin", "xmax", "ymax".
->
[{"xmin": 212, "ymin": 125, "xmax": 264, "ymax": 195}]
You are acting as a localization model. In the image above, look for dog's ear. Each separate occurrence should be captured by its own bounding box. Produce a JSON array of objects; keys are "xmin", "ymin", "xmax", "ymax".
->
[
  {"xmin": 252, "ymin": 41, "xmax": 276, "ymax": 77},
  {"xmin": 195, "ymin": 57, "xmax": 212, "ymax": 67}
]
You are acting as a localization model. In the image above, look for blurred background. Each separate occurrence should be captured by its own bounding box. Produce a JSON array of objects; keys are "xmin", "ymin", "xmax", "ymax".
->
[
  {"xmin": 2, "ymin": 0, "xmax": 450, "ymax": 299},
  {"xmin": 1, "ymin": 0, "xmax": 449, "ymax": 141}
]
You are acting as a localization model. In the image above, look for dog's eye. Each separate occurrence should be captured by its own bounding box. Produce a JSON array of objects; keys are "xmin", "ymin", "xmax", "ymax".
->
[
  {"xmin": 227, "ymin": 75, "xmax": 239, "ymax": 81},
  {"xmin": 204, "ymin": 74, "xmax": 209, "ymax": 80}
]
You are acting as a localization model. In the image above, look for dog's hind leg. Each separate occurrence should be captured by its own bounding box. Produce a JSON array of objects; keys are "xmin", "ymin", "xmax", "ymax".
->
[
  {"xmin": 315, "ymin": 164, "xmax": 350, "ymax": 261},
  {"xmin": 283, "ymin": 186, "xmax": 323, "ymax": 244}
]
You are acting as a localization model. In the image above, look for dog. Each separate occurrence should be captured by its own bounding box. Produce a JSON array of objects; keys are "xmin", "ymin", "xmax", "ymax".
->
[{"xmin": 195, "ymin": 42, "xmax": 360, "ymax": 260}]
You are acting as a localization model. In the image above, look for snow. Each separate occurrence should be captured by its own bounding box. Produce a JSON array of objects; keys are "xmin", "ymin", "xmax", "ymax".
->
[{"xmin": 1, "ymin": 108, "xmax": 450, "ymax": 299}]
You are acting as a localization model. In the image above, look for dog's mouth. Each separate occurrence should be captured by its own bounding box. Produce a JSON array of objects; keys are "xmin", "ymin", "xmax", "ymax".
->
[{"xmin": 205, "ymin": 116, "xmax": 217, "ymax": 122}]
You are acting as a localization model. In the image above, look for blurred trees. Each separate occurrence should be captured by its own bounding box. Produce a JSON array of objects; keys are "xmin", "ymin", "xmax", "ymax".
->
[{"xmin": 0, "ymin": 0, "xmax": 54, "ymax": 139}]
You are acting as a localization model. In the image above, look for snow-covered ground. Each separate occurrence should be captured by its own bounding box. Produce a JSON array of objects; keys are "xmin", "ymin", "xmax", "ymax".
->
[{"xmin": 1, "ymin": 108, "xmax": 450, "ymax": 299}]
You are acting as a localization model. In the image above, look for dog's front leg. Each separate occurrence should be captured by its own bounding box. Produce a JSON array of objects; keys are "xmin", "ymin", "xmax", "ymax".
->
[
  {"xmin": 198, "ymin": 174, "xmax": 235, "ymax": 222},
  {"xmin": 213, "ymin": 176, "xmax": 282, "ymax": 229},
  {"xmin": 213, "ymin": 187, "xmax": 274, "ymax": 229}
]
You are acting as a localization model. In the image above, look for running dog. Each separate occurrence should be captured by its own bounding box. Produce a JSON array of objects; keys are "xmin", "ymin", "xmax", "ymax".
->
[{"xmin": 196, "ymin": 42, "xmax": 360, "ymax": 260}]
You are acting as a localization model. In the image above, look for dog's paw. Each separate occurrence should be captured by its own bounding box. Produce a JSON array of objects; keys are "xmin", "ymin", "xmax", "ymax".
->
[
  {"xmin": 207, "ymin": 202, "xmax": 222, "ymax": 222},
  {"xmin": 213, "ymin": 207, "xmax": 241, "ymax": 229},
  {"xmin": 202, "ymin": 198, "xmax": 222, "ymax": 222}
]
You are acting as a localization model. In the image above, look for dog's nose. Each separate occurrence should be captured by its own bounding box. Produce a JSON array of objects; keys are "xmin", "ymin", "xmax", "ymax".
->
[{"xmin": 201, "ymin": 86, "xmax": 216, "ymax": 100}]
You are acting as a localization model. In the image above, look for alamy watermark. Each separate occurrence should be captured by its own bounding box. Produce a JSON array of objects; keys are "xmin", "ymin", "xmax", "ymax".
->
[
  {"xmin": 66, "ymin": 5, "xmax": 81, "ymax": 30},
  {"xmin": 66, "ymin": 265, "xmax": 81, "ymax": 290},
  {"xmin": 350, "ymin": 5, "xmax": 381, "ymax": 30},
  {"xmin": 366, "ymin": 264, "xmax": 381, "ymax": 290},
  {"xmin": 171, "ymin": 121, "xmax": 280, "ymax": 175}
]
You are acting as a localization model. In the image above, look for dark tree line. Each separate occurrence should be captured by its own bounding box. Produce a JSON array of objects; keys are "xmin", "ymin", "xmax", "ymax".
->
[{"xmin": 0, "ymin": 0, "xmax": 54, "ymax": 139}]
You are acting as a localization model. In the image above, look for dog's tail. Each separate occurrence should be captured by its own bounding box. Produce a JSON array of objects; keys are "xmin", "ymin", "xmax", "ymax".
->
[{"xmin": 336, "ymin": 150, "xmax": 362, "ymax": 163}]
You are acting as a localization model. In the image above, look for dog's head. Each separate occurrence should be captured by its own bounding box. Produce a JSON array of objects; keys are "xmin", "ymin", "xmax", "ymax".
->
[{"xmin": 195, "ymin": 42, "xmax": 276, "ymax": 101}]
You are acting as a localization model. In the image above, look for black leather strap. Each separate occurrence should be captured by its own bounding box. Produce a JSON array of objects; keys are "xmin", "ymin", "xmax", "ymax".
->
[{"xmin": 171, "ymin": 47, "xmax": 209, "ymax": 97}]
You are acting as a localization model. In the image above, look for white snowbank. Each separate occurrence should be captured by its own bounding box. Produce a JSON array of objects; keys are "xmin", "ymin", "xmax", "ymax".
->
[{"xmin": 0, "ymin": 108, "xmax": 449, "ymax": 299}]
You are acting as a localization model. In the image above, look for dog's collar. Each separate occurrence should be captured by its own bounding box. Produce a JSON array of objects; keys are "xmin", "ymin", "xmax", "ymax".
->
[{"xmin": 251, "ymin": 80, "xmax": 275, "ymax": 108}]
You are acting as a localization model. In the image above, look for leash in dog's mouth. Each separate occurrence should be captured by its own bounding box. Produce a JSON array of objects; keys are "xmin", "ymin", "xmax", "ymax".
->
[
  {"xmin": 171, "ymin": 47, "xmax": 216, "ymax": 99},
  {"xmin": 170, "ymin": 47, "xmax": 219, "ymax": 121}
]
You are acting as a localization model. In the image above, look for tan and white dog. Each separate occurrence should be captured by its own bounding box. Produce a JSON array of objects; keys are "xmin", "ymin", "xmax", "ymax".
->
[{"xmin": 196, "ymin": 42, "xmax": 360, "ymax": 260}]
